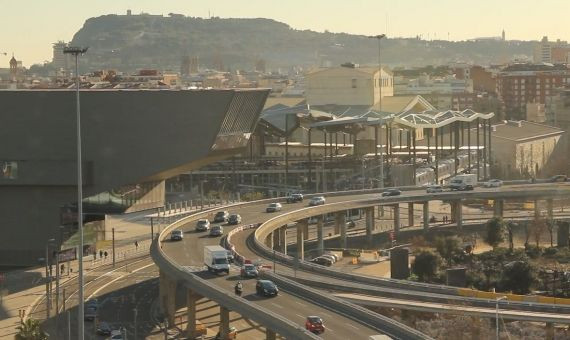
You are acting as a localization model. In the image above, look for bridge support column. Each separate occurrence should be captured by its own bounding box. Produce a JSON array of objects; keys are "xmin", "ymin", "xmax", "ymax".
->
[
  {"xmin": 455, "ymin": 200, "xmax": 463, "ymax": 230},
  {"xmin": 423, "ymin": 202, "xmax": 429, "ymax": 233},
  {"xmin": 303, "ymin": 221, "xmax": 309, "ymax": 240},
  {"xmin": 547, "ymin": 199, "xmax": 554, "ymax": 221},
  {"xmin": 334, "ymin": 211, "xmax": 344, "ymax": 235},
  {"xmin": 408, "ymin": 202, "xmax": 414, "ymax": 227},
  {"xmin": 366, "ymin": 207, "xmax": 375, "ymax": 247},
  {"xmin": 340, "ymin": 212, "xmax": 348, "ymax": 249},
  {"xmin": 279, "ymin": 226, "xmax": 287, "ymax": 255},
  {"xmin": 296, "ymin": 220, "xmax": 307, "ymax": 261},
  {"xmin": 493, "ymin": 199, "xmax": 504, "ymax": 218},
  {"xmin": 470, "ymin": 316, "xmax": 481, "ymax": 340},
  {"xmin": 393, "ymin": 204, "xmax": 400, "ymax": 235},
  {"xmin": 159, "ymin": 270, "xmax": 176, "ymax": 327},
  {"xmin": 272, "ymin": 231, "xmax": 280, "ymax": 251},
  {"xmin": 186, "ymin": 289, "xmax": 200, "ymax": 338},
  {"xmin": 545, "ymin": 322, "xmax": 554, "ymax": 340},
  {"xmin": 534, "ymin": 199, "xmax": 540, "ymax": 219},
  {"xmin": 317, "ymin": 215, "xmax": 324, "ymax": 255},
  {"xmin": 219, "ymin": 306, "xmax": 230, "ymax": 339},
  {"xmin": 265, "ymin": 233, "xmax": 274, "ymax": 248},
  {"xmin": 266, "ymin": 329, "xmax": 277, "ymax": 340}
]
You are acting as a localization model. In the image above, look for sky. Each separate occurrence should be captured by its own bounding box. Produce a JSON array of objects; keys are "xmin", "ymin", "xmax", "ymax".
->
[{"xmin": 1, "ymin": 0, "xmax": 569, "ymax": 66}]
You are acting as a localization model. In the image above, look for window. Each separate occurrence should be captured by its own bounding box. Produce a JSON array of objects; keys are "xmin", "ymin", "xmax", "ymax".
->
[
  {"xmin": 1, "ymin": 161, "xmax": 18, "ymax": 179},
  {"xmin": 351, "ymin": 78, "xmax": 357, "ymax": 88}
]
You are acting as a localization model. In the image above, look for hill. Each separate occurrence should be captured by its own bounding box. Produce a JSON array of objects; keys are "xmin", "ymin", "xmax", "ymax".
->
[{"xmin": 70, "ymin": 14, "xmax": 535, "ymax": 72}]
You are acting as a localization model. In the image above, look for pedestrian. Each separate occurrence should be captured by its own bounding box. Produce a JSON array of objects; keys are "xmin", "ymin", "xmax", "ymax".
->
[
  {"xmin": 135, "ymin": 241, "xmax": 138, "ymax": 250},
  {"xmin": 60, "ymin": 263, "xmax": 65, "ymax": 275},
  {"xmin": 104, "ymin": 251, "xmax": 108, "ymax": 259},
  {"xmin": 99, "ymin": 250, "xmax": 103, "ymax": 259}
]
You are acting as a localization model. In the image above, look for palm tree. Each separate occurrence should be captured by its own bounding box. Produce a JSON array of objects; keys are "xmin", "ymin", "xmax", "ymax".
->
[{"xmin": 15, "ymin": 318, "xmax": 48, "ymax": 340}]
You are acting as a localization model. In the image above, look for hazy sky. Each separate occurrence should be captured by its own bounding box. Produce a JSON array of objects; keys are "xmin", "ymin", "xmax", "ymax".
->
[{"xmin": 1, "ymin": 0, "xmax": 569, "ymax": 66}]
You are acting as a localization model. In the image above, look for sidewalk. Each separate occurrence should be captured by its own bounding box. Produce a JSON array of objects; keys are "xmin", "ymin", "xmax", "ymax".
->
[{"xmin": 0, "ymin": 240, "xmax": 151, "ymax": 339}]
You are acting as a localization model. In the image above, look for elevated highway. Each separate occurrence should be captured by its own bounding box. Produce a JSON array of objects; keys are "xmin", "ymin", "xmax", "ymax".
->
[{"xmin": 154, "ymin": 183, "xmax": 570, "ymax": 339}]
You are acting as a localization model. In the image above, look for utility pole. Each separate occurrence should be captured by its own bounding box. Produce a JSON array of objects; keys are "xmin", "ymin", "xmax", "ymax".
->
[
  {"xmin": 133, "ymin": 308, "xmax": 138, "ymax": 340},
  {"xmin": 369, "ymin": 34, "xmax": 386, "ymax": 189},
  {"xmin": 112, "ymin": 228, "xmax": 116, "ymax": 267},
  {"xmin": 63, "ymin": 45, "xmax": 88, "ymax": 340}
]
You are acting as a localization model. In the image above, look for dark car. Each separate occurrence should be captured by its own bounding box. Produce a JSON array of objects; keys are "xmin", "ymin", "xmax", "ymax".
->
[
  {"xmin": 228, "ymin": 214, "xmax": 242, "ymax": 225},
  {"xmin": 310, "ymin": 257, "xmax": 333, "ymax": 267},
  {"xmin": 255, "ymin": 280, "xmax": 278, "ymax": 297},
  {"xmin": 286, "ymin": 193, "xmax": 304, "ymax": 203},
  {"xmin": 226, "ymin": 250, "xmax": 235, "ymax": 264},
  {"xmin": 209, "ymin": 225, "xmax": 224, "ymax": 237},
  {"xmin": 96, "ymin": 321, "xmax": 112, "ymax": 336},
  {"xmin": 381, "ymin": 189, "xmax": 401, "ymax": 197},
  {"xmin": 170, "ymin": 230, "xmax": 183, "ymax": 241},
  {"xmin": 240, "ymin": 264, "xmax": 259, "ymax": 278},
  {"xmin": 84, "ymin": 306, "xmax": 97, "ymax": 321},
  {"xmin": 548, "ymin": 175, "xmax": 568, "ymax": 182},
  {"xmin": 305, "ymin": 316, "xmax": 325, "ymax": 334},
  {"xmin": 214, "ymin": 210, "xmax": 230, "ymax": 223}
]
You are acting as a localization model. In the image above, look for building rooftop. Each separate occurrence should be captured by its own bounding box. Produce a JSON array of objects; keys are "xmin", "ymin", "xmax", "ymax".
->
[{"xmin": 491, "ymin": 120, "xmax": 564, "ymax": 142}]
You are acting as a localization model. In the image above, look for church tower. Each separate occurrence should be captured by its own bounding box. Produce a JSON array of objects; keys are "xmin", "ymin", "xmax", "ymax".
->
[{"xmin": 9, "ymin": 54, "xmax": 18, "ymax": 82}]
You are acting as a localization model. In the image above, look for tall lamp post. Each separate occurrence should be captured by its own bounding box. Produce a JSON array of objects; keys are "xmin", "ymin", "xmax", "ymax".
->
[
  {"xmin": 63, "ymin": 46, "xmax": 88, "ymax": 340},
  {"xmin": 495, "ymin": 296, "xmax": 507, "ymax": 339},
  {"xmin": 369, "ymin": 34, "xmax": 386, "ymax": 188}
]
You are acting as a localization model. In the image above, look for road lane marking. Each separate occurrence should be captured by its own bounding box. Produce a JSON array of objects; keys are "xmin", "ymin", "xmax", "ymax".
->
[
  {"xmin": 295, "ymin": 301, "xmax": 306, "ymax": 307},
  {"xmin": 295, "ymin": 314, "xmax": 305, "ymax": 318},
  {"xmin": 347, "ymin": 324, "xmax": 360, "ymax": 330},
  {"xmin": 270, "ymin": 302, "xmax": 283, "ymax": 309}
]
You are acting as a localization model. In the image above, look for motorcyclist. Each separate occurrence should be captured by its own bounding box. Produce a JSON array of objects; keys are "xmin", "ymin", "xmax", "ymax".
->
[{"xmin": 235, "ymin": 281, "xmax": 243, "ymax": 296}]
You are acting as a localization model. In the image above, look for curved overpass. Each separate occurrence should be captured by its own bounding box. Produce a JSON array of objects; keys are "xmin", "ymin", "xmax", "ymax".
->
[{"xmin": 154, "ymin": 183, "xmax": 570, "ymax": 339}]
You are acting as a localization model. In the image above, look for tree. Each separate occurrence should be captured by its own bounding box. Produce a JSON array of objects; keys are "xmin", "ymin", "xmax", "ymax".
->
[
  {"xmin": 546, "ymin": 220, "xmax": 555, "ymax": 247},
  {"xmin": 500, "ymin": 259, "xmax": 536, "ymax": 294},
  {"xmin": 531, "ymin": 216, "xmax": 547, "ymax": 248},
  {"xmin": 16, "ymin": 318, "xmax": 48, "ymax": 340},
  {"xmin": 484, "ymin": 217, "xmax": 505, "ymax": 249},
  {"xmin": 411, "ymin": 250, "xmax": 442, "ymax": 283},
  {"xmin": 435, "ymin": 236, "xmax": 462, "ymax": 267},
  {"xmin": 506, "ymin": 222, "xmax": 516, "ymax": 252}
]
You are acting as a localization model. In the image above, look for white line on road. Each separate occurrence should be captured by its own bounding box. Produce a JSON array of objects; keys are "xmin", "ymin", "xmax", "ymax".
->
[
  {"xmin": 270, "ymin": 302, "xmax": 283, "ymax": 309},
  {"xmin": 295, "ymin": 301, "xmax": 306, "ymax": 307},
  {"xmin": 295, "ymin": 314, "xmax": 305, "ymax": 319},
  {"xmin": 347, "ymin": 323, "xmax": 360, "ymax": 330}
]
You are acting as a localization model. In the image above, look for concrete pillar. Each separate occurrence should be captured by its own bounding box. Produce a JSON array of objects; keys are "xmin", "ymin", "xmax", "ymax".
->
[
  {"xmin": 272, "ymin": 231, "xmax": 280, "ymax": 251},
  {"xmin": 470, "ymin": 316, "xmax": 481, "ymax": 340},
  {"xmin": 455, "ymin": 200, "xmax": 463, "ymax": 230},
  {"xmin": 547, "ymin": 199, "xmax": 554, "ymax": 221},
  {"xmin": 279, "ymin": 226, "xmax": 287, "ymax": 255},
  {"xmin": 219, "ymin": 306, "xmax": 230, "ymax": 339},
  {"xmin": 266, "ymin": 329, "xmax": 277, "ymax": 340},
  {"xmin": 317, "ymin": 216, "xmax": 324, "ymax": 255},
  {"xmin": 340, "ymin": 213, "xmax": 348, "ymax": 249},
  {"xmin": 423, "ymin": 201, "xmax": 429, "ymax": 233},
  {"xmin": 534, "ymin": 199, "xmax": 540, "ymax": 219},
  {"xmin": 334, "ymin": 212, "xmax": 344, "ymax": 235},
  {"xmin": 366, "ymin": 207, "xmax": 375, "ymax": 247},
  {"xmin": 545, "ymin": 322, "xmax": 554, "ymax": 340},
  {"xmin": 493, "ymin": 199, "xmax": 504, "ymax": 218},
  {"xmin": 186, "ymin": 289, "xmax": 199, "ymax": 338},
  {"xmin": 296, "ymin": 220, "xmax": 306, "ymax": 261},
  {"xmin": 265, "ymin": 233, "xmax": 274, "ymax": 248},
  {"xmin": 159, "ymin": 271, "xmax": 176, "ymax": 327},
  {"xmin": 303, "ymin": 222, "xmax": 309, "ymax": 240},
  {"xmin": 408, "ymin": 202, "xmax": 414, "ymax": 227},
  {"xmin": 393, "ymin": 204, "xmax": 401, "ymax": 235}
]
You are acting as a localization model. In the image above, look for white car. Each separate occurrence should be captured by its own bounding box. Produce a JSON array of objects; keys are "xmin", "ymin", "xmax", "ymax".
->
[
  {"xmin": 308, "ymin": 196, "xmax": 326, "ymax": 206},
  {"xmin": 266, "ymin": 203, "xmax": 282, "ymax": 212},
  {"xmin": 195, "ymin": 219, "xmax": 211, "ymax": 231},
  {"xmin": 426, "ymin": 185, "xmax": 443, "ymax": 193},
  {"xmin": 109, "ymin": 330, "xmax": 124, "ymax": 340},
  {"xmin": 483, "ymin": 179, "xmax": 503, "ymax": 188}
]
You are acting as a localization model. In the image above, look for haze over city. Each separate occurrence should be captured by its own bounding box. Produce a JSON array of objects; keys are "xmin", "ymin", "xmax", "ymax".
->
[{"xmin": 1, "ymin": 0, "xmax": 570, "ymax": 65}]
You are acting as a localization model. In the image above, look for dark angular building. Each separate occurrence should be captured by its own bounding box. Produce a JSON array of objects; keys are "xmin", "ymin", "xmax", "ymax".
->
[{"xmin": 0, "ymin": 89, "xmax": 269, "ymax": 266}]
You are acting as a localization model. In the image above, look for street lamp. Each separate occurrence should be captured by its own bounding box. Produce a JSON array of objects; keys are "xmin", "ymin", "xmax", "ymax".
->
[
  {"xmin": 369, "ymin": 34, "xmax": 386, "ymax": 189},
  {"xmin": 45, "ymin": 238, "xmax": 55, "ymax": 320},
  {"xmin": 495, "ymin": 295, "xmax": 507, "ymax": 339},
  {"xmin": 63, "ymin": 45, "xmax": 88, "ymax": 340}
]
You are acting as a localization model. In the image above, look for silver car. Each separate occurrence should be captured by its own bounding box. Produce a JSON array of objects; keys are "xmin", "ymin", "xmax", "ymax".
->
[
  {"xmin": 483, "ymin": 179, "xmax": 503, "ymax": 188},
  {"xmin": 209, "ymin": 225, "xmax": 223, "ymax": 237},
  {"xmin": 426, "ymin": 185, "xmax": 443, "ymax": 193},
  {"xmin": 195, "ymin": 219, "xmax": 210, "ymax": 231}
]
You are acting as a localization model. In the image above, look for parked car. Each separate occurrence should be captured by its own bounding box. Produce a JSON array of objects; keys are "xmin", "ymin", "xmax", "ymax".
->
[
  {"xmin": 255, "ymin": 280, "xmax": 279, "ymax": 297},
  {"xmin": 308, "ymin": 196, "xmax": 326, "ymax": 206},
  {"xmin": 227, "ymin": 214, "xmax": 242, "ymax": 225},
  {"xmin": 170, "ymin": 230, "xmax": 184, "ymax": 241},
  {"xmin": 240, "ymin": 264, "xmax": 259, "ymax": 278},
  {"xmin": 323, "ymin": 252, "xmax": 340, "ymax": 261},
  {"xmin": 214, "ymin": 211, "xmax": 230, "ymax": 223},
  {"xmin": 195, "ymin": 219, "xmax": 210, "ymax": 231},
  {"xmin": 266, "ymin": 203, "xmax": 282, "ymax": 212},
  {"xmin": 548, "ymin": 175, "xmax": 568, "ymax": 183},
  {"xmin": 286, "ymin": 193, "xmax": 304, "ymax": 203},
  {"xmin": 96, "ymin": 321, "xmax": 112, "ymax": 336},
  {"xmin": 426, "ymin": 185, "xmax": 443, "ymax": 193},
  {"xmin": 319, "ymin": 254, "xmax": 337, "ymax": 263},
  {"xmin": 483, "ymin": 179, "xmax": 503, "ymax": 188},
  {"xmin": 346, "ymin": 220, "xmax": 356, "ymax": 228},
  {"xmin": 109, "ymin": 330, "xmax": 125, "ymax": 340},
  {"xmin": 381, "ymin": 189, "xmax": 401, "ymax": 197},
  {"xmin": 305, "ymin": 316, "xmax": 325, "ymax": 334},
  {"xmin": 209, "ymin": 225, "xmax": 224, "ymax": 237},
  {"xmin": 310, "ymin": 257, "xmax": 333, "ymax": 267}
]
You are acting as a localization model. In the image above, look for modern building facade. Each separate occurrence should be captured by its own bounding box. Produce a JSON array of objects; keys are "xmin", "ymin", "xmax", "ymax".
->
[{"xmin": 0, "ymin": 88, "xmax": 269, "ymax": 266}]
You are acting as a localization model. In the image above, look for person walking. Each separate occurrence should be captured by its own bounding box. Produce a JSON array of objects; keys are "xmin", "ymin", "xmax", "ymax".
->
[
  {"xmin": 99, "ymin": 250, "xmax": 103, "ymax": 259},
  {"xmin": 104, "ymin": 251, "xmax": 108, "ymax": 259},
  {"xmin": 134, "ymin": 241, "xmax": 139, "ymax": 250}
]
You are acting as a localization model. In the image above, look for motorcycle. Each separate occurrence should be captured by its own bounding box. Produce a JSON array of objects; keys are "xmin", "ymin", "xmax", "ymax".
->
[{"xmin": 235, "ymin": 284, "xmax": 243, "ymax": 297}]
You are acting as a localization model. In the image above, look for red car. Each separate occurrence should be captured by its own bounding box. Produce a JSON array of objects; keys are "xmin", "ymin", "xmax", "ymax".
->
[{"xmin": 305, "ymin": 316, "xmax": 325, "ymax": 334}]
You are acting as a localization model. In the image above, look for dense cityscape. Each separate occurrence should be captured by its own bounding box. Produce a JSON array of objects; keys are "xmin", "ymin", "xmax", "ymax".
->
[{"xmin": 2, "ymin": 4, "xmax": 570, "ymax": 340}]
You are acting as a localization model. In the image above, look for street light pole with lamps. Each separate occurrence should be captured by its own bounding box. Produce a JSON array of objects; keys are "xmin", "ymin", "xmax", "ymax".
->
[
  {"xmin": 495, "ymin": 295, "xmax": 507, "ymax": 339},
  {"xmin": 63, "ymin": 45, "xmax": 88, "ymax": 340},
  {"xmin": 368, "ymin": 34, "xmax": 386, "ymax": 188}
]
